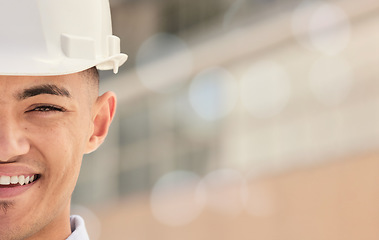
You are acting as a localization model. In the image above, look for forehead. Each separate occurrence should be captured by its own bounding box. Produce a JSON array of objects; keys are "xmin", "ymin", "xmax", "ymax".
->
[{"xmin": 0, "ymin": 73, "xmax": 86, "ymax": 96}]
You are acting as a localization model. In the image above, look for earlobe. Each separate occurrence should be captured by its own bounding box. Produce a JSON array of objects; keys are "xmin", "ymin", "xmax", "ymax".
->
[{"xmin": 85, "ymin": 91, "xmax": 117, "ymax": 154}]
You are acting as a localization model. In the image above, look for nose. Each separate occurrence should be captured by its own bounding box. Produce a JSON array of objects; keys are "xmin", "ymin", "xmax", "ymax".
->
[{"xmin": 0, "ymin": 117, "xmax": 30, "ymax": 162}]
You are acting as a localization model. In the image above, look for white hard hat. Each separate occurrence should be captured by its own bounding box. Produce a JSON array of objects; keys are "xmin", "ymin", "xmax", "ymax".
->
[{"xmin": 0, "ymin": 0, "xmax": 127, "ymax": 76}]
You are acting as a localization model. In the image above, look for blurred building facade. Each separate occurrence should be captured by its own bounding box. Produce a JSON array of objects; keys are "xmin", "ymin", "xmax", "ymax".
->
[{"xmin": 71, "ymin": 0, "xmax": 379, "ymax": 239}]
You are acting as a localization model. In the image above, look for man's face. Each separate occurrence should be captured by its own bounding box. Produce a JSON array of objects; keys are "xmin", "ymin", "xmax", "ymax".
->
[{"xmin": 0, "ymin": 72, "xmax": 108, "ymax": 239}]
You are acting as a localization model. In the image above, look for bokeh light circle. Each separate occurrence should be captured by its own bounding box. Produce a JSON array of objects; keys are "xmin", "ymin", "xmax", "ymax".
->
[
  {"xmin": 240, "ymin": 61, "xmax": 291, "ymax": 118},
  {"xmin": 136, "ymin": 33, "xmax": 193, "ymax": 93},
  {"xmin": 150, "ymin": 171, "xmax": 206, "ymax": 226},
  {"xmin": 291, "ymin": 1, "xmax": 351, "ymax": 55},
  {"xmin": 309, "ymin": 57, "xmax": 354, "ymax": 106},
  {"xmin": 309, "ymin": 3, "xmax": 351, "ymax": 55},
  {"xmin": 189, "ymin": 67, "xmax": 238, "ymax": 121},
  {"xmin": 201, "ymin": 169, "xmax": 248, "ymax": 216}
]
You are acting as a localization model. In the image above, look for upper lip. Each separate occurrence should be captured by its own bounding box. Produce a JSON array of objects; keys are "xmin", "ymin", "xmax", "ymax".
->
[{"xmin": 0, "ymin": 164, "xmax": 39, "ymax": 176}]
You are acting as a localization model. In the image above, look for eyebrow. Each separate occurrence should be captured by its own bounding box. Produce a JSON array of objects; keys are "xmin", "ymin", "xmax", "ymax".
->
[{"xmin": 17, "ymin": 84, "xmax": 72, "ymax": 100}]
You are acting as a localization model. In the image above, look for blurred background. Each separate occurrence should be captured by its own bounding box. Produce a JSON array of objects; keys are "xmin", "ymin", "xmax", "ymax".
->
[{"xmin": 71, "ymin": 0, "xmax": 379, "ymax": 239}]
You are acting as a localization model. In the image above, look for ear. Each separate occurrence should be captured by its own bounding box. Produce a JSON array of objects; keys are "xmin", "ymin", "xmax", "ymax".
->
[{"xmin": 85, "ymin": 91, "xmax": 117, "ymax": 154}]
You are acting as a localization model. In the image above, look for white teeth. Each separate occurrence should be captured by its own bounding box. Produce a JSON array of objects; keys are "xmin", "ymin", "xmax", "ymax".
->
[
  {"xmin": 0, "ymin": 175, "xmax": 37, "ymax": 186},
  {"xmin": 10, "ymin": 176, "xmax": 18, "ymax": 184},
  {"xmin": 0, "ymin": 176, "xmax": 10, "ymax": 185},
  {"xmin": 19, "ymin": 175, "xmax": 25, "ymax": 186}
]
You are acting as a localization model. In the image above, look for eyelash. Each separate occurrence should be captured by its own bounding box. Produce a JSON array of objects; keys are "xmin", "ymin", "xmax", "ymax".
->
[{"xmin": 26, "ymin": 105, "xmax": 66, "ymax": 113}]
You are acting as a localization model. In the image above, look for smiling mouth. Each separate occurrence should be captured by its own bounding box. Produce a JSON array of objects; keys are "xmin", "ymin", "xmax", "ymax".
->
[{"xmin": 0, "ymin": 174, "xmax": 40, "ymax": 187}]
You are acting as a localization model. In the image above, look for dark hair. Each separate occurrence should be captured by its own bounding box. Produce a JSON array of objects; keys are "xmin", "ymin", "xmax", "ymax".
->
[{"xmin": 80, "ymin": 66, "xmax": 99, "ymax": 88}]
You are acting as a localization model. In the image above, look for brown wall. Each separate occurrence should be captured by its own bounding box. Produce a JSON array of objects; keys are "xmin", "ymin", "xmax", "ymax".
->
[{"xmin": 90, "ymin": 152, "xmax": 379, "ymax": 240}]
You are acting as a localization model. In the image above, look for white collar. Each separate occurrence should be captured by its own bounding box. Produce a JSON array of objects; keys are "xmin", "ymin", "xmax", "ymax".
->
[{"xmin": 66, "ymin": 215, "xmax": 90, "ymax": 240}]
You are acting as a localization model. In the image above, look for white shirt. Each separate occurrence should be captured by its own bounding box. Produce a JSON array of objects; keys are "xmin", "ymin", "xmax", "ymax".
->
[{"xmin": 66, "ymin": 215, "xmax": 90, "ymax": 240}]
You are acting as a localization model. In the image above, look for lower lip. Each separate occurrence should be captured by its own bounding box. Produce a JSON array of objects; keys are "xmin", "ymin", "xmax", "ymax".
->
[{"xmin": 0, "ymin": 181, "xmax": 37, "ymax": 199}]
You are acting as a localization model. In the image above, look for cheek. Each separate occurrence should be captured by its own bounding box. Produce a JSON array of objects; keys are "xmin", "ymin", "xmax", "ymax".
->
[
  {"xmin": 27, "ymin": 112, "xmax": 92, "ymax": 150},
  {"xmin": 26, "ymin": 115, "xmax": 92, "ymax": 178},
  {"xmin": 26, "ymin": 119, "xmax": 92, "ymax": 211}
]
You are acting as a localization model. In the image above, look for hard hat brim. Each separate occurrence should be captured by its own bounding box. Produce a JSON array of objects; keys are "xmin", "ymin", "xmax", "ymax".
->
[{"xmin": 0, "ymin": 53, "xmax": 128, "ymax": 76}]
